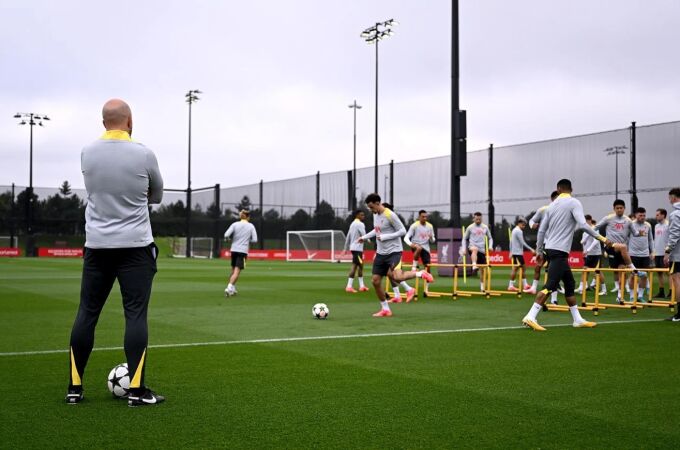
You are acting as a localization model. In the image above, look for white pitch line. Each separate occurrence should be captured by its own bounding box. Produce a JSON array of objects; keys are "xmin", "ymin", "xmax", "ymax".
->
[{"xmin": 0, "ymin": 318, "xmax": 663, "ymax": 357}]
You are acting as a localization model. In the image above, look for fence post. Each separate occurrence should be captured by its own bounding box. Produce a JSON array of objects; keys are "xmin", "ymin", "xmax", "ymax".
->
[
  {"xmin": 259, "ymin": 179, "xmax": 264, "ymax": 250},
  {"xmin": 630, "ymin": 121, "xmax": 638, "ymax": 213},
  {"xmin": 488, "ymin": 143, "xmax": 495, "ymax": 241},
  {"xmin": 213, "ymin": 183, "xmax": 221, "ymax": 258}
]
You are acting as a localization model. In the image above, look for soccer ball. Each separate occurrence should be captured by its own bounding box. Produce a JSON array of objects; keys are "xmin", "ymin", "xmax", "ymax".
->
[
  {"xmin": 107, "ymin": 363, "xmax": 130, "ymax": 398},
  {"xmin": 312, "ymin": 303, "xmax": 329, "ymax": 319}
]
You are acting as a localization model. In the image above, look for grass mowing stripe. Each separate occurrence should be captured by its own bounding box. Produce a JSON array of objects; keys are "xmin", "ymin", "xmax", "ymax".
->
[{"xmin": 0, "ymin": 318, "xmax": 662, "ymax": 357}]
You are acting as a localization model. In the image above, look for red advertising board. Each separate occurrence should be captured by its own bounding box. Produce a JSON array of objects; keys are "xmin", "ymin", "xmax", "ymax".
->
[
  {"xmin": 37, "ymin": 248, "xmax": 84, "ymax": 258},
  {"xmin": 219, "ymin": 249, "xmax": 582, "ymax": 266},
  {"xmin": 0, "ymin": 248, "xmax": 20, "ymax": 257}
]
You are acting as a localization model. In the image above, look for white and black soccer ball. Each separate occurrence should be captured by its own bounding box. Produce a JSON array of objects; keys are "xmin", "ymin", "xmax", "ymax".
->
[
  {"xmin": 107, "ymin": 363, "xmax": 130, "ymax": 398},
  {"xmin": 312, "ymin": 303, "xmax": 329, "ymax": 319}
]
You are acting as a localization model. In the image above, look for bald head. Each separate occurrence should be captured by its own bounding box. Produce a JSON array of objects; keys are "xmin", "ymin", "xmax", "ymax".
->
[{"xmin": 102, "ymin": 99, "xmax": 132, "ymax": 132}]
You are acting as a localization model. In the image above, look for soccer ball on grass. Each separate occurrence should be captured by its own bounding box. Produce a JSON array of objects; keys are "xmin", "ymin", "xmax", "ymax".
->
[
  {"xmin": 107, "ymin": 363, "xmax": 130, "ymax": 398},
  {"xmin": 312, "ymin": 303, "xmax": 329, "ymax": 319}
]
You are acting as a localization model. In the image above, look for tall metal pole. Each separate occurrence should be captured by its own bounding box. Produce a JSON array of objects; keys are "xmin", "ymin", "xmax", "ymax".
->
[
  {"xmin": 374, "ymin": 39, "xmax": 379, "ymax": 194},
  {"xmin": 349, "ymin": 100, "xmax": 362, "ymax": 210},
  {"xmin": 450, "ymin": 0, "xmax": 462, "ymax": 228},
  {"xmin": 488, "ymin": 144, "xmax": 495, "ymax": 240},
  {"xmin": 630, "ymin": 121, "xmax": 638, "ymax": 212},
  {"xmin": 186, "ymin": 100, "xmax": 192, "ymax": 258},
  {"xmin": 615, "ymin": 151, "xmax": 619, "ymax": 199}
]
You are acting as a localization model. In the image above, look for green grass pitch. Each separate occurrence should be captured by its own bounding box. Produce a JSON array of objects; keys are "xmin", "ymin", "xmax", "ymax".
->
[{"xmin": 0, "ymin": 257, "xmax": 678, "ymax": 449}]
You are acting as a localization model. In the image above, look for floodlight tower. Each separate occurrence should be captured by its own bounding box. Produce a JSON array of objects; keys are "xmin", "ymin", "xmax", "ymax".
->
[
  {"xmin": 13, "ymin": 112, "xmax": 50, "ymax": 256},
  {"xmin": 348, "ymin": 100, "xmax": 362, "ymax": 210},
  {"xmin": 360, "ymin": 18, "xmax": 397, "ymax": 194},
  {"xmin": 185, "ymin": 89, "xmax": 201, "ymax": 258},
  {"xmin": 603, "ymin": 145, "xmax": 627, "ymax": 199}
]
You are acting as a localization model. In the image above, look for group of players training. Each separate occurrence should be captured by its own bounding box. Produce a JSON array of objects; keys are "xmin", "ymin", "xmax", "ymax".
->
[{"xmin": 338, "ymin": 181, "xmax": 680, "ymax": 329}]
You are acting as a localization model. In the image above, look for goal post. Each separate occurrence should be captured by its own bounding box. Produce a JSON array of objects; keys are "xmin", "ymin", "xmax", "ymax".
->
[
  {"xmin": 0, "ymin": 236, "xmax": 18, "ymax": 248},
  {"xmin": 286, "ymin": 230, "xmax": 352, "ymax": 262},
  {"xmin": 171, "ymin": 237, "xmax": 213, "ymax": 259}
]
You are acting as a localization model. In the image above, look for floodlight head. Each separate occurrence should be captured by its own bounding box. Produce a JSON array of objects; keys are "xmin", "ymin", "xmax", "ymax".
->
[
  {"xmin": 19, "ymin": 120, "xmax": 26, "ymax": 125},
  {"xmin": 38, "ymin": 122, "xmax": 44, "ymax": 127},
  {"xmin": 42, "ymin": 115, "xmax": 50, "ymax": 120},
  {"xmin": 13, "ymin": 113, "xmax": 21, "ymax": 119},
  {"xmin": 194, "ymin": 89, "xmax": 202, "ymax": 94}
]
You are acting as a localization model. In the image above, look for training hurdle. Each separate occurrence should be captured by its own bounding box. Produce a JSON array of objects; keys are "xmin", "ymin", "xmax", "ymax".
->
[
  {"xmin": 485, "ymin": 263, "xmax": 528, "ymax": 298},
  {"xmin": 547, "ymin": 267, "xmax": 676, "ymax": 316},
  {"xmin": 425, "ymin": 263, "xmax": 501, "ymax": 300}
]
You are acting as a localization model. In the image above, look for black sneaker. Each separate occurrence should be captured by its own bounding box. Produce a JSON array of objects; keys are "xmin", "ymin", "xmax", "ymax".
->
[
  {"xmin": 654, "ymin": 291, "xmax": 665, "ymax": 299},
  {"xmin": 128, "ymin": 388, "xmax": 165, "ymax": 407},
  {"xmin": 664, "ymin": 315, "xmax": 680, "ymax": 322},
  {"xmin": 668, "ymin": 292, "xmax": 674, "ymax": 299},
  {"xmin": 65, "ymin": 387, "xmax": 84, "ymax": 404}
]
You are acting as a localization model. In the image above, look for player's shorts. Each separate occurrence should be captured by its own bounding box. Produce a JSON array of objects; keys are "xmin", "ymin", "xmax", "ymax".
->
[
  {"xmin": 414, "ymin": 249, "xmax": 431, "ymax": 266},
  {"xmin": 542, "ymin": 249, "xmax": 575, "ymax": 297},
  {"xmin": 608, "ymin": 251, "xmax": 625, "ymax": 269},
  {"xmin": 231, "ymin": 251, "xmax": 247, "ymax": 269},
  {"xmin": 511, "ymin": 255, "xmax": 525, "ymax": 266},
  {"xmin": 654, "ymin": 256, "xmax": 666, "ymax": 269},
  {"xmin": 372, "ymin": 252, "xmax": 403, "ymax": 276},
  {"xmin": 468, "ymin": 249, "xmax": 487, "ymax": 265},
  {"xmin": 351, "ymin": 251, "xmax": 364, "ymax": 265},
  {"xmin": 671, "ymin": 260, "xmax": 680, "ymax": 274},
  {"xmin": 631, "ymin": 256, "xmax": 650, "ymax": 269},
  {"xmin": 585, "ymin": 255, "xmax": 601, "ymax": 269}
]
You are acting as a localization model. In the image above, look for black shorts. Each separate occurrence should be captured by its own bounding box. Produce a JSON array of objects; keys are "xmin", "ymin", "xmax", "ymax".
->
[
  {"xmin": 654, "ymin": 256, "xmax": 666, "ymax": 269},
  {"xmin": 231, "ymin": 252, "xmax": 247, "ymax": 269},
  {"xmin": 608, "ymin": 251, "xmax": 625, "ymax": 269},
  {"xmin": 542, "ymin": 249, "xmax": 575, "ymax": 296},
  {"xmin": 511, "ymin": 255, "xmax": 525, "ymax": 266},
  {"xmin": 351, "ymin": 251, "xmax": 364, "ymax": 266},
  {"xmin": 414, "ymin": 249, "xmax": 431, "ymax": 266},
  {"xmin": 585, "ymin": 255, "xmax": 601, "ymax": 269},
  {"xmin": 672, "ymin": 260, "xmax": 680, "ymax": 274},
  {"xmin": 372, "ymin": 252, "xmax": 403, "ymax": 277},
  {"xmin": 631, "ymin": 256, "xmax": 650, "ymax": 269},
  {"xmin": 468, "ymin": 249, "xmax": 487, "ymax": 265}
]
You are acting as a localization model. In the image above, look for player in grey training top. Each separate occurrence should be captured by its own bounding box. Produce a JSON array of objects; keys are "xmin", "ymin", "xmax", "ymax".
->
[
  {"xmin": 595, "ymin": 199, "xmax": 637, "ymax": 298},
  {"xmin": 653, "ymin": 208, "xmax": 670, "ymax": 298},
  {"xmin": 224, "ymin": 210, "xmax": 258, "ymax": 296},
  {"xmin": 507, "ymin": 218, "xmax": 534, "ymax": 292},
  {"xmin": 663, "ymin": 188, "xmax": 680, "ymax": 321},
  {"xmin": 358, "ymin": 194, "xmax": 434, "ymax": 317},
  {"xmin": 522, "ymin": 179, "xmax": 612, "ymax": 331},
  {"xmin": 404, "ymin": 210, "xmax": 436, "ymax": 293},
  {"xmin": 627, "ymin": 207, "xmax": 654, "ymax": 301},
  {"xmin": 460, "ymin": 212, "xmax": 494, "ymax": 292},
  {"xmin": 344, "ymin": 210, "xmax": 369, "ymax": 293},
  {"xmin": 68, "ymin": 99, "xmax": 165, "ymax": 406},
  {"xmin": 577, "ymin": 216, "xmax": 606, "ymax": 295}
]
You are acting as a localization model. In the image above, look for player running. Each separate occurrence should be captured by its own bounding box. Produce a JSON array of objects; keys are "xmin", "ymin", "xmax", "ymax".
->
[
  {"xmin": 358, "ymin": 194, "xmax": 434, "ymax": 316},
  {"xmin": 344, "ymin": 209, "xmax": 370, "ymax": 293},
  {"xmin": 522, "ymin": 179, "xmax": 612, "ymax": 331},
  {"xmin": 460, "ymin": 212, "xmax": 493, "ymax": 292},
  {"xmin": 576, "ymin": 215, "xmax": 607, "ymax": 295},
  {"xmin": 653, "ymin": 208, "xmax": 670, "ymax": 298},
  {"xmin": 404, "ymin": 210, "xmax": 436, "ymax": 294},
  {"xmin": 628, "ymin": 207, "xmax": 654, "ymax": 302},
  {"xmin": 382, "ymin": 202, "xmax": 416, "ymax": 302},
  {"xmin": 525, "ymin": 191, "xmax": 559, "ymax": 295},
  {"xmin": 507, "ymin": 217, "xmax": 534, "ymax": 292},
  {"xmin": 663, "ymin": 188, "xmax": 680, "ymax": 322},
  {"xmin": 223, "ymin": 210, "xmax": 258, "ymax": 296}
]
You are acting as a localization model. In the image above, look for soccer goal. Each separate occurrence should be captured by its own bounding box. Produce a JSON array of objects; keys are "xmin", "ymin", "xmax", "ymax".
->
[
  {"xmin": 286, "ymin": 230, "xmax": 352, "ymax": 262},
  {"xmin": 171, "ymin": 237, "xmax": 214, "ymax": 259},
  {"xmin": 0, "ymin": 236, "xmax": 18, "ymax": 248}
]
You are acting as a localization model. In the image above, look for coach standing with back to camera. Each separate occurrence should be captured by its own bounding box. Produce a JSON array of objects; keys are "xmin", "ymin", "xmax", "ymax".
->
[{"xmin": 65, "ymin": 99, "xmax": 165, "ymax": 407}]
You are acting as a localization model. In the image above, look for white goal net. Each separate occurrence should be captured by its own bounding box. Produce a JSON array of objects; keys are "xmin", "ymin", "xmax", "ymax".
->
[
  {"xmin": 0, "ymin": 236, "xmax": 18, "ymax": 247},
  {"xmin": 286, "ymin": 230, "xmax": 351, "ymax": 262},
  {"xmin": 171, "ymin": 237, "xmax": 214, "ymax": 259}
]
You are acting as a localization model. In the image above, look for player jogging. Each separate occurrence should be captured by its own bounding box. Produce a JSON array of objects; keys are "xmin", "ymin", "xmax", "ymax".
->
[
  {"xmin": 358, "ymin": 194, "xmax": 434, "ymax": 316},
  {"xmin": 628, "ymin": 207, "xmax": 654, "ymax": 302},
  {"xmin": 404, "ymin": 210, "xmax": 436, "ymax": 294},
  {"xmin": 525, "ymin": 190, "xmax": 559, "ymax": 295},
  {"xmin": 522, "ymin": 178, "xmax": 612, "ymax": 331},
  {"xmin": 507, "ymin": 217, "xmax": 534, "ymax": 292},
  {"xmin": 224, "ymin": 210, "xmax": 258, "ymax": 296},
  {"xmin": 460, "ymin": 212, "xmax": 493, "ymax": 292},
  {"xmin": 653, "ymin": 208, "xmax": 670, "ymax": 299},
  {"xmin": 344, "ymin": 210, "xmax": 369, "ymax": 293},
  {"xmin": 663, "ymin": 188, "xmax": 680, "ymax": 322},
  {"xmin": 576, "ymin": 215, "xmax": 606, "ymax": 295},
  {"xmin": 382, "ymin": 202, "xmax": 416, "ymax": 301}
]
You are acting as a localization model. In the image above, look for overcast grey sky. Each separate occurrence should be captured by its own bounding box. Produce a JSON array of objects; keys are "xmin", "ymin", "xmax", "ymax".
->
[{"xmin": 1, "ymin": 0, "xmax": 679, "ymax": 191}]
